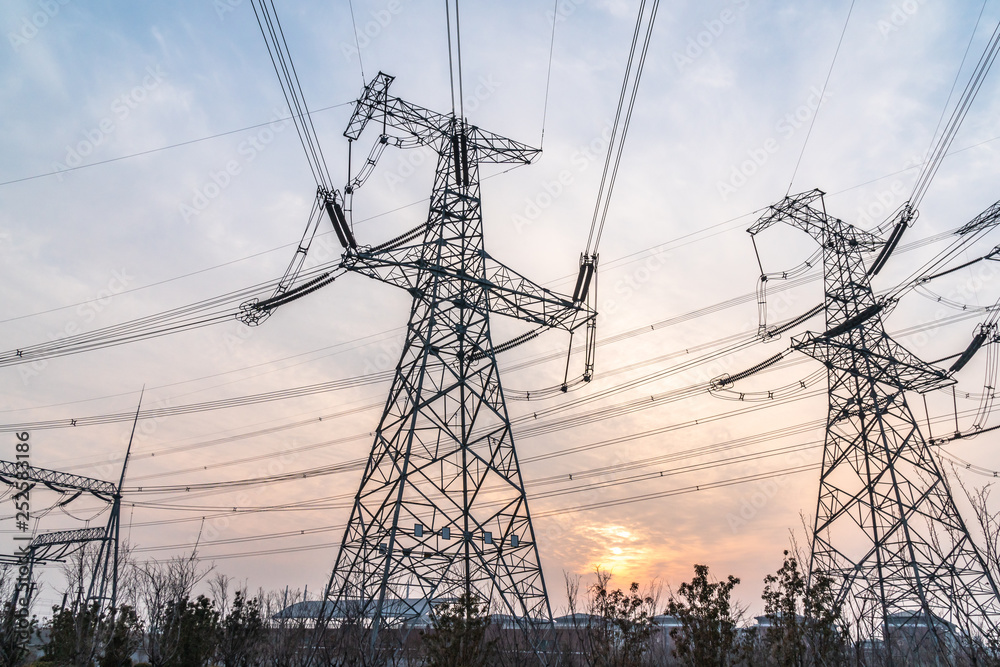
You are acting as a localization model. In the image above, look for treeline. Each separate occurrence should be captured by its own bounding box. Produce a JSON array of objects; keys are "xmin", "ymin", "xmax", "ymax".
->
[{"xmin": 0, "ymin": 547, "xmax": 997, "ymax": 666}]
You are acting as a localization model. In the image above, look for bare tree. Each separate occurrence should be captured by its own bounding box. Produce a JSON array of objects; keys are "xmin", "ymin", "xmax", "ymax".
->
[
  {"xmin": 136, "ymin": 555, "xmax": 212, "ymax": 667},
  {"xmin": 211, "ymin": 574, "xmax": 265, "ymax": 667},
  {"xmin": 260, "ymin": 587, "xmax": 312, "ymax": 667},
  {"xmin": 562, "ymin": 568, "xmax": 660, "ymax": 667}
]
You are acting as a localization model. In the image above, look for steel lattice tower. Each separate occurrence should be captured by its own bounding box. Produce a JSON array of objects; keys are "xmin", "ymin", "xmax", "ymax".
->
[
  {"xmin": 314, "ymin": 73, "xmax": 595, "ymax": 646},
  {"xmin": 749, "ymin": 190, "xmax": 1000, "ymax": 664}
]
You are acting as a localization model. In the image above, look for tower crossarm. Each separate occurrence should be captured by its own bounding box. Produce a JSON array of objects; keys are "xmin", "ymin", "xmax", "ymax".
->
[
  {"xmin": 748, "ymin": 188, "xmax": 883, "ymax": 251},
  {"xmin": 26, "ymin": 527, "xmax": 107, "ymax": 563},
  {"xmin": 484, "ymin": 255, "xmax": 595, "ymax": 330},
  {"xmin": 792, "ymin": 330, "xmax": 954, "ymax": 393},
  {"xmin": 957, "ymin": 198, "xmax": 1000, "ymax": 235},
  {"xmin": 464, "ymin": 126, "xmax": 541, "ymax": 165},
  {"xmin": 0, "ymin": 460, "xmax": 116, "ymax": 500},
  {"xmin": 30, "ymin": 527, "xmax": 106, "ymax": 549},
  {"xmin": 344, "ymin": 71, "xmax": 540, "ymax": 165},
  {"xmin": 343, "ymin": 247, "xmax": 594, "ymax": 333}
]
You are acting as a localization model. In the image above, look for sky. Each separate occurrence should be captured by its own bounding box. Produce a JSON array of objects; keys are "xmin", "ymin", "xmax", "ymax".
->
[{"xmin": 2, "ymin": 0, "xmax": 1000, "ymax": 620}]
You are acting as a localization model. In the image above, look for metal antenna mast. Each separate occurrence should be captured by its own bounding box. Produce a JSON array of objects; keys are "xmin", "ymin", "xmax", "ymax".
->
[{"xmin": 734, "ymin": 189, "xmax": 1000, "ymax": 663}]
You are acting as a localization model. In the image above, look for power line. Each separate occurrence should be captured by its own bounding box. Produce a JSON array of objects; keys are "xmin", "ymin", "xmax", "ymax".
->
[
  {"xmin": 911, "ymin": 13, "xmax": 1000, "ymax": 208},
  {"xmin": 786, "ymin": 0, "xmax": 856, "ymax": 195},
  {"xmin": 539, "ymin": 0, "xmax": 560, "ymax": 149},
  {"xmin": 584, "ymin": 0, "xmax": 660, "ymax": 256},
  {"xmin": 0, "ymin": 102, "xmax": 353, "ymax": 189}
]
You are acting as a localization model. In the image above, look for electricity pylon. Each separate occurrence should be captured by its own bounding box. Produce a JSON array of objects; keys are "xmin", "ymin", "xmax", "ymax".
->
[
  {"xmin": 253, "ymin": 72, "xmax": 595, "ymax": 646},
  {"xmin": 2, "ymin": 398, "xmax": 139, "ymax": 626},
  {"xmin": 743, "ymin": 190, "xmax": 1000, "ymax": 663}
]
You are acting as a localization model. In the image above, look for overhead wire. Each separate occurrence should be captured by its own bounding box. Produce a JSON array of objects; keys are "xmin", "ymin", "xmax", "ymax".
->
[
  {"xmin": 539, "ymin": 0, "xmax": 560, "ymax": 149},
  {"xmin": 18, "ymin": 402, "xmax": 990, "ymax": 564},
  {"xmin": 0, "ymin": 102, "xmax": 354, "ymax": 189},
  {"xmin": 8, "ymin": 220, "xmax": 979, "ymax": 491},
  {"xmin": 251, "ymin": 0, "xmax": 333, "ymax": 189},
  {"xmin": 922, "ymin": 0, "xmax": 990, "ymax": 188},
  {"xmin": 346, "ymin": 0, "xmax": 367, "ymax": 84},
  {"xmin": 454, "ymin": 0, "xmax": 465, "ymax": 120},
  {"xmin": 444, "ymin": 0, "xmax": 457, "ymax": 116},
  {"xmin": 910, "ymin": 11, "xmax": 1000, "ymax": 208},
  {"xmin": 584, "ymin": 0, "xmax": 660, "ymax": 256},
  {"xmin": 786, "ymin": 0, "xmax": 856, "ymax": 195},
  {"xmin": 0, "ymin": 166, "xmax": 971, "ymax": 372},
  {"xmin": 79, "ymin": 301, "xmax": 982, "ymax": 499}
]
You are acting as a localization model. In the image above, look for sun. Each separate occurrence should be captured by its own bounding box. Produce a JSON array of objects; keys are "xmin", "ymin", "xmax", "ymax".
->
[{"xmin": 583, "ymin": 524, "xmax": 654, "ymax": 583}]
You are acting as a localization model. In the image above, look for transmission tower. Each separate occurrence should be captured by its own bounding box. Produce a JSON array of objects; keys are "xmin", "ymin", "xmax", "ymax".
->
[
  {"xmin": 2, "ymin": 459, "xmax": 128, "ymax": 613},
  {"xmin": 731, "ymin": 189, "xmax": 1000, "ymax": 663},
  {"xmin": 240, "ymin": 71, "xmax": 596, "ymax": 648},
  {"xmin": 328, "ymin": 73, "xmax": 594, "ymax": 644},
  {"xmin": 2, "ymin": 398, "xmax": 139, "ymax": 634}
]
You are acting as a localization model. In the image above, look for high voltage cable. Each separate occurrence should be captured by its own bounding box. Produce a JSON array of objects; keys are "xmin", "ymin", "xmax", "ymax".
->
[
  {"xmin": 19, "ymin": 408, "xmax": 996, "ymax": 564},
  {"xmin": 0, "ymin": 379, "xmax": 389, "ymax": 431},
  {"xmin": 585, "ymin": 0, "xmax": 660, "ymax": 255},
  {"xmin": 0, "ymin": 102, "xmax": 354, "ymax": 189},
  {"xmin": 0, "ymin": 262, "xmax": 338, "ymax": 368},
  {"xmin": 0, "ymin": 179, "xmax": 964, "ymax": 371},
  {"xmin": 80, "ymin": 463, "xmax": 824, "ymax": 560},
  {"xmin": 0, "ymin": 325, "xmax": 401, "ymax": 416},
  {"xmin": 0, "ymin": 222, "xmax": 960, "ymax": 436},
  {"xmin": 539, "ymin": 0, "xmax": 560, "ymax": 149},
  {"xmin": 921, "ymin": 0, "xmax": 990, "ymax": 198},
  {"xmin": 251, "ymin": 0, "xmax": 333, "ymax": 189},
  {"xmin": 911, "ymin": 12, "xmax": 1000, "ymax": 208},
  {"xmin": 23, "ymin": 277, "xmax": 991, "ymax": 490},
  {"xmin": 786, "ymin": 0, "xmax": 855, "ymax": 195},
  {"xmin": 122, "ymin": 442, "xmax": 831, "ymax": 553},
  {"xmin": 30, "ymin": 308, "xmax": 991, "ymax": 528},
  {"xmin": 110, "ymin": 305, "xmax": 998, "ymax": 499}
]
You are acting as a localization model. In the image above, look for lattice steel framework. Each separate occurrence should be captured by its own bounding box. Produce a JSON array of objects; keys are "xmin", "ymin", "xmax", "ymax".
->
[
  {"xmin": 1, "ymin": 462, "xmax": 124, "ymax": 613},
  {"xmin": 2, "ymin": 401, "xmax": 138, "ymax": 636},
  {"xmin": 750, "ymin": 190, "xmax": 1000, "ymax": 663},
  {"xmin": 308, "ymin": 73, "xmax": 596, "ymax": 647}
]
